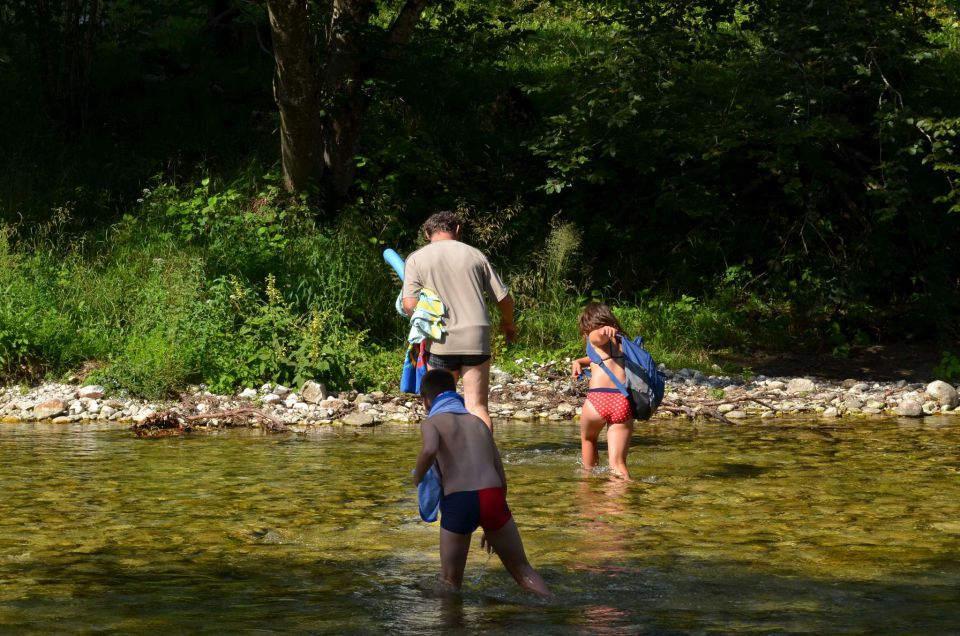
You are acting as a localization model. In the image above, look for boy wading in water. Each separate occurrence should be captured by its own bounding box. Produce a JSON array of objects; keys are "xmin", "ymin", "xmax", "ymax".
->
[
  {"xmin": 413, "ymin": 370, "xmax": 550, "ymax": 595},
  {"xmin": 571, "ymin": 303, "xmax": 635, "ymax": 480}
]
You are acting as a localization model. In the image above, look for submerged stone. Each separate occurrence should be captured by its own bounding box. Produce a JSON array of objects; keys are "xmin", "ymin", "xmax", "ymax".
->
[{"xmin": 896, "ymin": 400, "xmax": 923, "ymax": 417}]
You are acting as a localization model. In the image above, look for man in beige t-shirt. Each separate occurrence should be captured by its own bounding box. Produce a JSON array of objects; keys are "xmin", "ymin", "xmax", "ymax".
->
[{"xmin": 402, "ymin": 211, "xmax": 516, "ymax": 429}]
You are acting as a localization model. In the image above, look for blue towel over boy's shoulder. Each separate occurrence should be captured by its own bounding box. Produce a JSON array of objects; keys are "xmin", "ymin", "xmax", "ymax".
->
[{"xmin": 416, "ymin": 391, "xmax": 471, "ymax": 522}]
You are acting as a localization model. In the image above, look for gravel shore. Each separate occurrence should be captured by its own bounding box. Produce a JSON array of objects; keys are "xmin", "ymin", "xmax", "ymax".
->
[{"xmin": 1, "ymin": 361, "xmax": 958, "ymax": 434}]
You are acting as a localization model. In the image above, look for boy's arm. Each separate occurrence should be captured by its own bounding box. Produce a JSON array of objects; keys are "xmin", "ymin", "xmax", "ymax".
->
[{"xmin": 413, "ymin": 421, "xmax": 440, "ymax": 485}]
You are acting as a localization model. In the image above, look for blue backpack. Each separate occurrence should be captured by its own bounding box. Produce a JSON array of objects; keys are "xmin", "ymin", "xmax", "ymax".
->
[{"xmin": 587, "ymin": 334, "xmax": 666, "ymax": 420}]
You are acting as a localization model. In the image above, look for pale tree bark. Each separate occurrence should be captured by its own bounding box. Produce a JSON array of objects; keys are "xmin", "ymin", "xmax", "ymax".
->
[{"xmin": 266, "ymin": 0, "xmax": 325, "ymax": 192}]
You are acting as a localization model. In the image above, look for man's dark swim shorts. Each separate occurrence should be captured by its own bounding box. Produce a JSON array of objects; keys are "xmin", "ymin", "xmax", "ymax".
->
[{"xmin": 425, "ymin": 352, "xmax": 491, "ymax": 372}]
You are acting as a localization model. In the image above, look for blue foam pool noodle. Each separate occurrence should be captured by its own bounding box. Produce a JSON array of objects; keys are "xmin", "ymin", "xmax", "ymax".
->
[{"xmin": 383, "ymin": 249, "xmax": 405, "ymax": 280}]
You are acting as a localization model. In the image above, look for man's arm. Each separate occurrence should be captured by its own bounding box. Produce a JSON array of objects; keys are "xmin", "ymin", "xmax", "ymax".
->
[
  {"xmin": 497, "ymin": 294, "xmax": 516, "ymax": 343},
  {"xmin": 402, "ymin": 296, "xmax": 418, "ymax": 317},
  {"xmin": 413, "ymin": 421, "xmax": 440, "ymax": 485}
]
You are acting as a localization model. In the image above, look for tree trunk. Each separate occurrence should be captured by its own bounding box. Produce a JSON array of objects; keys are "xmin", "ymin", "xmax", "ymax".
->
[
  {"xmin": 266, "ymin": 0, "xmax": 324, "ymax": 193},
  {"xmin": 321, "ymin": 0, "xmax": 430, "ymax": 200},
  {"xmin": 267, "ymin": 0, "xmax": 430, "ymax": 199},
  {"xmin": 321, "ymin": 0, "xmax": 373, "ymax": 200}
]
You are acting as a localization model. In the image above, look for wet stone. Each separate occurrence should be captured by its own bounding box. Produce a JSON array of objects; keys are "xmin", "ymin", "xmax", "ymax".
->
[
  {"xmin": 896, "ymin": 400, "xmax": 923, "ymax": 417},
  {"xmin": 342, "ymin": 412, "xmax": 376, "ymax": 427}
]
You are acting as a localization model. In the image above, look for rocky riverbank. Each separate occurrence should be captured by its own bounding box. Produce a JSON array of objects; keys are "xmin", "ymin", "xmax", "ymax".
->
[{"xmin": 1, "ymin": 361, "xmax": 958, "ymax": 433}]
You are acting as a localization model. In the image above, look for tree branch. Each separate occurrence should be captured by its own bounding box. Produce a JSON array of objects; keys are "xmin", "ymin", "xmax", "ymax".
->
[{"xmin": 383, "ymin": 0, "xmax": 429, "ymax": 60}]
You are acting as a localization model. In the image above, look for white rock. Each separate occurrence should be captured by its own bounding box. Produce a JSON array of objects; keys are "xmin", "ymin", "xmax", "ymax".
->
[
  {"xmin": 301, "ymin": 381, "xmax": 328, "ymax": 404},
  {"xmin": 922, "ymin": 400, "xmax": 938, "ymax": 415},
  {"xmin": 357, "ymin": 402, "xmax": 374, "ymax": 412},
  {"xmin": 77, "ymin": 385, "xmax": 106, "ymax": 399},
  {"xmin": 273, "ymin": 385, "xmax": 290, "ymax": 398},
  {"xmin": 556, "ymin": 403, "xmax": 576, "ymax": 414},
  {"xmin": 718, "ymin": 404, "xmax": 736, "ymax": 413},
  {"xmin": 725, "ymin": 410, "xmax": 747, "ymax": 419},
  {"xmin": 926, "ymin": 380, "xmax": 959, "ymax": 409},
  {"xmin": 262, "ymin": 394, "xmax": 282, "ymax": 405},
  {"xmin": 86, "ymin": 400, "xmax": 100, "ymax": 413},
  {"xmin": 239, "ymin": 388, "xmax": 258, "ymax": 399},
  {"xmin": 823, "ymin": 407, "xmax": 839, "ymax": 417},
  {"xmin": 786, "ymin": 378, "xmax": 816, "ymax": 395},
  {"xmin": 133, "ymin": 408, "xmax": 156, "ymax": 424},
  {"xmin": 292, "ymin": 402, "xmax": 310, "ymax": 411},
  {"xmin": 33, "ymin": 399, "xmax": 67, "ymax": 419}
]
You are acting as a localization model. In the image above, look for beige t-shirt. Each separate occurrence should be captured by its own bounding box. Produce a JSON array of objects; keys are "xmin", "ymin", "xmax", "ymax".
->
[{"xmin": 402, "ymin": 240, "xmax": 509, "ymax": 355}]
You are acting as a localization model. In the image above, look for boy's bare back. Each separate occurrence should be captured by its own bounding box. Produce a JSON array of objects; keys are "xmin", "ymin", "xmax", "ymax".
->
[{"xmin": 422, "ymin": 412, "xmax": 506, "ymax": 495}]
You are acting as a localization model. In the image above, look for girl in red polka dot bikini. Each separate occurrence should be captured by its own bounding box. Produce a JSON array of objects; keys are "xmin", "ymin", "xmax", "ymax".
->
[{"xmin": 570, "ymin": 303, "xmax": 635, "ymax": 480}]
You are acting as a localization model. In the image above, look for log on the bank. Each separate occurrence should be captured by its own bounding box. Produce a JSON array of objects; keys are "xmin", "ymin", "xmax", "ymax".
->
[
  {"xmin": 186, "ymin": 407, "xmax": 290, "ymax": 433},
  {"xmin": 131, "ymin": 413, "xmax": 193, "ymax": 438}
]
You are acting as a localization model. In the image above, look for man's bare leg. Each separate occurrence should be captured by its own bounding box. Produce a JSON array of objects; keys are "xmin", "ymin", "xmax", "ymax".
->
[
  {"xmin": 439, "ymin": 528, "xmax": 472, "ymax": 591},
  {"xmin": 461, "ymin": 359, "xmax": 492, "ymax": 430},
  {"xmin": 481, "ymin": 519, "xmax": 550, "ymax": 596}
]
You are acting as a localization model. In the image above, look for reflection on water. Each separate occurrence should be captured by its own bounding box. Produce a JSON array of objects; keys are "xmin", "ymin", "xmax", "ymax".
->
[{"xmin": 1, "ymin": 418, "xmax": 959, "ymax": 633}]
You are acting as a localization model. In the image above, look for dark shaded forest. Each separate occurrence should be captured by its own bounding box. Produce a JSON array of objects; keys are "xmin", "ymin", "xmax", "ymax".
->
[{"xmin": 1, "ymin": 0, "xmax": 958, "ymax": 395}]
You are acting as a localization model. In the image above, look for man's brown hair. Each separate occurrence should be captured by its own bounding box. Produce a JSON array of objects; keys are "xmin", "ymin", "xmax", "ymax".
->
[
  {"xmin": 422, "ymin": 211, "xmax": 462, "ymax": 238},
  {"xmin": 578, "ymin": 302, "xmax": 624, "ymax": 336}
]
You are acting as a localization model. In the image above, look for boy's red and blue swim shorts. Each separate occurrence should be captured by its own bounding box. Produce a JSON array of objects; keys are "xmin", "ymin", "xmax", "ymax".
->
[{"xmin": 439, "ymin": 487, "xmax": 512, "ymax": 535}]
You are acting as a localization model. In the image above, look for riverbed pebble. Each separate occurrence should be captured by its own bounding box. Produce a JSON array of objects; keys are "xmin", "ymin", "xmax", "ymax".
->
[{"xmin": 4, "ymin": 360, "xmax": 960, "ymax": 430}]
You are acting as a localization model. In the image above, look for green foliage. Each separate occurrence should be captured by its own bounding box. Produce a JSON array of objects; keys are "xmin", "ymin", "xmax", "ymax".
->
[
  {"xmin": 933, "ymin": 351, "xmax": 960, "ymax": 382},
  {"xmin": 0, "ymin": 0, "xmax": 958, "ymax": 397}
]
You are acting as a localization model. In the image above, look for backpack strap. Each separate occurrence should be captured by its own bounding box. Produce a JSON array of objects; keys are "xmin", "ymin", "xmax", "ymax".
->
[{"xmin": 586, "ymin": 338, "xmax": 629, "ymax": 398}]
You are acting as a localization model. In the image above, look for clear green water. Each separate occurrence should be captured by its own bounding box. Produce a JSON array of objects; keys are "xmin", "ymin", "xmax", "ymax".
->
[{"xmin": 1, "ymin": 418, "xmax": 959, "ymax": 634}]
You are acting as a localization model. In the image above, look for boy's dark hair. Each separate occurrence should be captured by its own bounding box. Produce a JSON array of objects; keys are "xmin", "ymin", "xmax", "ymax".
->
[
  {"xmin": 578, "ymin": 302, "xmax": 625, "ymax": 336},
  {"xmin": 420, "ymin": 369, "xmax": 457, "ymax": 401},
  {"xmin": 422, "ymin": 211, "xmax": 462, "ymax": 237}
]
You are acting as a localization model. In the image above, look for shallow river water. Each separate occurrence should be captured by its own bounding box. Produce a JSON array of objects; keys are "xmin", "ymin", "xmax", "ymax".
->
[{"xmin": 1, "ymin": 418, "xmax": 959, "ymax": 634}]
